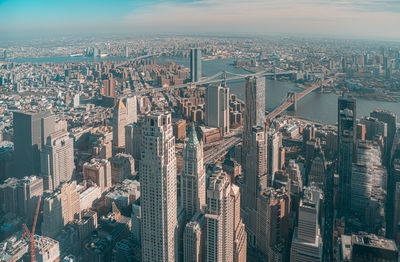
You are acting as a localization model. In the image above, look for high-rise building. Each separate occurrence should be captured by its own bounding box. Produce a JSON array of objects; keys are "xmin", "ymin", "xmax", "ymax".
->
[
  {"xmin": 370, "ymin": 110, "xmax": 397, "ymax": 153},
  {"xmin": 393, "ymin": 182, "xmax": 400, "ymax": 243},
  {"xmin": 256, "ymin": 187, "xmax": 290, "ymax": 260},
  {"xmin": 183, "ymin": 213, "xmax": 205, "ymax": 262},
  {"xmin": 267, "ymin": 129, "xmax": 280, "ymax": 181},
  {"xmin": 290, "ymin": 187, "xmax": 323, "ymax": 262},
  {"xmin": 244, "ymin": 126, "xmax": 268, "ymax": 209},
  {"xmin": 337, "ymin": 95, "xmax": 356, "ymax": 211},
  {"xmin": 112, "ymin": 99, "xmax": 129, "ymax": 148},
  {"xmin": 40, "ymin": 130, "xmax": 75, "ymax": 192},
  {"xmin": 190, "ymin": 48, "xmax": 202, "ymax": 82},
  {"xmin": 351, "ymin": 140, "xmax": 387, "ymax": 213},
  {"xmin": 42, "ymin": 181, "xmax": 80, "ymax": 237},
  {"xmin": 123, "ymin": 95, "xmax": 138, "ymax": 124},
  {"xmin": 0, "ymin": 176, "xmax": 43, "ymax": 224},
  {"xmin": 181, "ymin": 124, "xmax": 206, "ymax": 219},
  {"xmin": 351, "ymin": 233, "xmax": 398, "ymax": 261},
  {"xmin": 360, "ymin": 116, "xmax": 387, "ymax": 141},
  {"xmin": 205, "ymin": 85, "xmax": 230, "ymax": 135},
  {"xmin": 205, "ymin": 169, "xmax": 234, "ymax": 262},
  {"xmin": 308, "ymin": 141, "xmax": 327, "ymax": 185},
  {"xmin": 140, "ymin": 112, "xmax": 177, "ymax": 262},
  {"xmin": 83, "ymin": 159, "xmax": 112, "ymax": 193},
  {"xmin": 13, "ymin": 111, "xmax": 55, "ymax": 178},
  {"xmin": 109, "ymin": 153, "xmax": 135, "ymax": 184},
  {"xmin": 102, "ymin": 77, "xmax": 116, "ymax": 97},
  {"xmin": 231, "ymin": 183, "xmax": 247, "ymax": 262},
  {"xmin": 243, "ymin": 76, "xmax": 265, "ymax": 153},
  {"xmin": 125, "ymin": 122, "xmax": 142, "ymax": 164}
]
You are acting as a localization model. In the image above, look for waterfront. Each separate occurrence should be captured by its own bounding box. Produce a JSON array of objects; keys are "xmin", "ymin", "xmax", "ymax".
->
[{"xmin": 11, "ymin": 56, "xmax": 400, "ymax": 125}]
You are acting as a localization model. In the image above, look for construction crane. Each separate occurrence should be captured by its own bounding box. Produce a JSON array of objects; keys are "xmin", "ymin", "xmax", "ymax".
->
[{"xmin": 21, "ymin": 197, "xmax": 41, "ymax": 262}]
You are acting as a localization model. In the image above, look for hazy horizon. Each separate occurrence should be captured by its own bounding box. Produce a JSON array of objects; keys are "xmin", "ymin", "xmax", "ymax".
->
[{"xmin": 1, "ymin": 0, "xmax": 400, "ymax": 41}]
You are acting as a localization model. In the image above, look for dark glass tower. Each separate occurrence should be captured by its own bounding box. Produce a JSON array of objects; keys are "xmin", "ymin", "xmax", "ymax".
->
[
  {"xmin": 13, "ymin": 111, "xmax": 55, "ymax": 178},
  {"xmin": 337, "ymin": 95, "xmax": 356, "ymax": 211}
]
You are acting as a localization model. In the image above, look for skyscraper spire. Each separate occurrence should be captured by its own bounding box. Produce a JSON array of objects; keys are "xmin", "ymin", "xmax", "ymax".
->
[{"xmin": 187, "ymin": 123, "xmax": 199, "ymax": 146}]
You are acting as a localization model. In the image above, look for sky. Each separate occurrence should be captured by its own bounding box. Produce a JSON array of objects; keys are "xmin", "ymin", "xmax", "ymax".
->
[{"xmin": 0, "ymin": 0, "xmax": 400, "ymax": 40}]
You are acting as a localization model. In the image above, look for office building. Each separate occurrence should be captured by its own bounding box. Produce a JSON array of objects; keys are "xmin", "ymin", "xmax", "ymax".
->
[
  {"xmin": 41, "ymin": 130, "xmax": 75, "ymax": 192},
  {"xmin": 102, "ymin": 77, "xmax": 116, "ymax": 97},
  {"xmin": 256, "ymin": 187, "xmax": 290, "ymax": 260},
  {"xmin": 267, "ymin": 129, "xmax": 280, "ymax": 181},
  {"xmin": 290, "ymin": 187, "xmax": 323, "ymax": 262},
  {"xmin": 42, "ymin": 181, "xmax": 80, "ymax": 238},
  {"xmin": 83, "ymin": 159, "xmax": 112, "ymax": 193},
  {"xmin": 205, "ymin": 169, "xmax": 234, "ymax": 262},
  {"xmin": 393, "ymin": 182, "xmax": 400, "ymax": 243},
  {"xmin": 125, "ymin": 122, "xmax": 142, "ymax": 163},
  {"xmin": 113, "ymin": 99, "xmax": 129, "ymax": 148},
  {"xmin": 351, "ymin": 233, "xmax": 398, "ymax": 261},
  {"xmin": 337, "ymin": 95, "xmax": 356, "ymax": 211},
  {"xmin": 109, "ymin": 153, "xmax": 135, "ymax": 184},
  {"xmin": 181, "ymin": 124, "xmax": 206, "ymax": 219},
  {"xmin": 13, "ymin": 111, "xmax": 55, "ymax": 178},
  {"xmin": 205, "ymin": 85, "xmax": 230, "ymax": 135},
  {"xmin": 308, "ymin": 141, "xmax": 327, "ymax": 185},
  {"xmin": 190, "ymin": 48, "xmax": 202, "ymax": 82},
  {"xmin": 140, "ymin": 112, "xmax": 177, "ymax": 262},
  {"xmin": 231, "ymin": 183, "xmax": 247, "ymax": 262},
  {"xmin": 243, "ymin": 126, "xmax": 268, "ymax": 209},
  {"xmin": 360, "ymin": 116, "xmax": 387, "ymax": 141},
  {"xmin": 0, "ymin": 176, "xmax": 43, "ymax": 224},
  {"xmin": 123, "ymin": 95, "xmax": 138, "ymax": 124},
  {"xmin": 243, "ymin": 76, "xmax": 266, "ymax": 153},
  {"xmin": 351, "ymin": 140, "xmax": 387, "ymax": 213},
  {"xmin": 370, "ymin": 110, "xmax": 397, "ymax": 153},
  {"xmin": 183, "ymin": 213, "xmax": 205, "ymax": 262},
  {"xmin": 241, "ymin": 126, "xmax": 267, "ymax": 246}
]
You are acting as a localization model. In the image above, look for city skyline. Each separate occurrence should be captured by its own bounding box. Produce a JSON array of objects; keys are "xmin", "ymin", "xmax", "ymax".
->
[{"xmin": 1, "ymin": 0, "xmax": 400, "ymax": 40}]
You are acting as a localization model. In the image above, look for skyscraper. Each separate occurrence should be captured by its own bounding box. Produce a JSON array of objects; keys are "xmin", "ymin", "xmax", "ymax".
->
[
  {"xmin": 267, "ymin": 129, "xmax": 280, "ymax": 182},
  {"xmin": 205, "ymin": 169, "xmax": 234, "ymax": 262},
  {"xmin": 290, "ymin": 187, "xmax": 323, "ymax": 262},
  {"xmin": 308, "ymin": 141, "xmax": 327, "ymax": 185},
  {"xmin": 13, "ymin": 111, "xmax": 55, "ymax": 178},
  {"xmin": 113, "ymin": 99, "xmax": 129, "ymax": 148},
  {"xmin": 205, "ymin": 85, "xmax": 230, "ymax": 135},
  {"xmin": 123, "ymin": 95, "xmax": 138, "ymax": 124},
  {"xmin": 256, "ymin": 187, "xmax": 290, "ymax": 260},
  {"xmin": 337, "ymin": 95, "xmax": 356, "ymax": 211},
  {"xmin": 125, "ymin": 122, "xmax": 142, "ymax": 164},
  {"xmin": 102, "ymin": 76, "xmax": 116, "ymax": 97},
  {"xmin": 190, "ymin": 48, "xmax": 202, "ymax": 82},
  {"xmin": 181, "ymin": 124, "xmax": 206, "ymax": 219},
  {"xmin": 351, "ymin": 140, "xmax": 387, "ymax": 213},
  {"xmin": 42, "ymin": 181, "xmax": 80, "ymax": 238},
  {"xmin": 41, "ymin": 130, "xmax": 75, "ymax": 192},
  {"xmin": 0, "ymin": 176, "xmax": 43, "ymax": 224},
  {"xmin": 140, "ymin": 112, "xmax": 177, "ymax": 262},
  {"xmin": 243, "ymin": 76, "xmax": 266, "ymax": 152},
  {"xmin": 242, "ymin": 126, "xmax": 268, "ymax": 238}
]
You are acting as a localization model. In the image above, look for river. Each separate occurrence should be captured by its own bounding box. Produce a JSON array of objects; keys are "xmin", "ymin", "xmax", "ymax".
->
[{"xmin": 12, "ymin": 56, "xmax": 400, "ymax": 124}]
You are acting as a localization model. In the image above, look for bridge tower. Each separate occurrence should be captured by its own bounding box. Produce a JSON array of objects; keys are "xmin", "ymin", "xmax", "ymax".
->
[{"xmin": 286, "ymin": 91, "xmax": 297, "ymax": 112}]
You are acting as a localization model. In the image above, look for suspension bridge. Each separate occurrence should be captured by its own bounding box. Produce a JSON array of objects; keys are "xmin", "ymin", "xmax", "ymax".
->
[
  {"xmin": 129, "ymin": 68, "xmax": 297, "ymax": 96},
  {"xmin": 265, "ymin": 78, "xmax": 331, "ymax": 123}
]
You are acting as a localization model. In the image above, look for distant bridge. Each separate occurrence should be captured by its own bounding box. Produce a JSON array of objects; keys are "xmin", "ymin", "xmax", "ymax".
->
[
  {"xmin": 265, "ymin": 78, "xmax": 332, "ymax": 123},
  {"xmin": 128, "ymin": 68, "xmax": 297, "ymax": 97}
]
